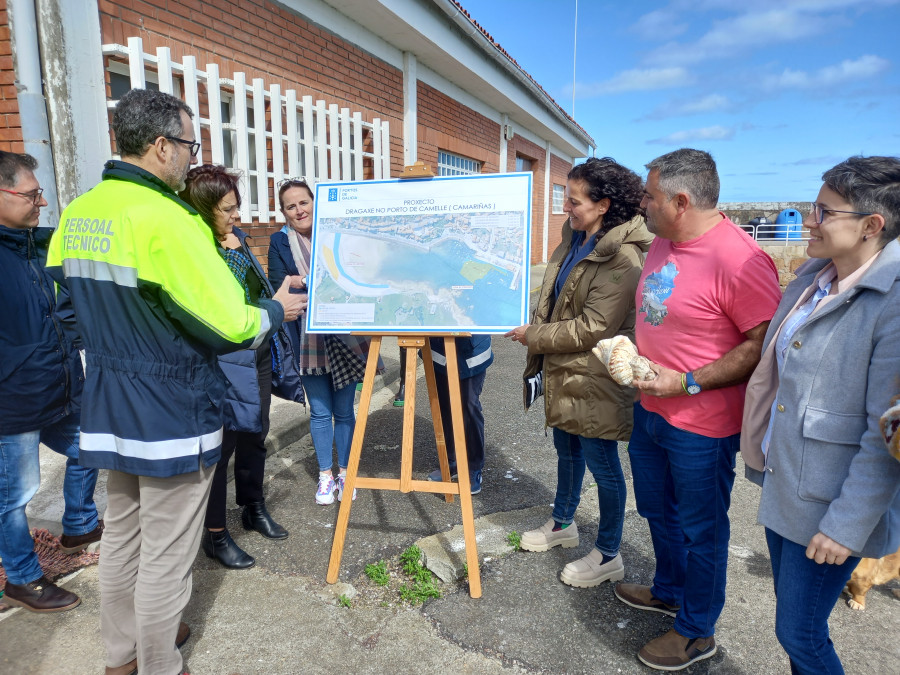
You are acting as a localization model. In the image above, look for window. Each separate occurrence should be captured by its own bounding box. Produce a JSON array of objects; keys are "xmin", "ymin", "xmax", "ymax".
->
[
  {"xmin": 438, "ymin": 150, "xmax": 481, "ymax": 176},
  {"xmin": 515, "ymin": 156, "xmax": 532, "ymax": 172},
  {"xmin": 552, "ymin": 184, "xmax": 565, "ymax": 214}
]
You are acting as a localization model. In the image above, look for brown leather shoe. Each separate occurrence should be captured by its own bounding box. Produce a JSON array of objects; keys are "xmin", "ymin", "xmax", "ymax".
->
[
  {"xmin": 60, "ymin": 520, "xmax": 104, "ymax": 553},
  {"xmin": 614, "ymin": 582, "xmax": 680, "ymax": 618},
  {"xmin": 102, "ymin": 623, "xmax": 190, "ymax": 675},
  {"xmin": 2, "ymin": 576, "xmax": 81, "ymax": 613},
  {"xmin": 176, "ymin": 621, "xmax": 191, "ymax": 648},
  {"xmin": 638, "ymin": 628, "xmax": 717, "ymax": 671}
]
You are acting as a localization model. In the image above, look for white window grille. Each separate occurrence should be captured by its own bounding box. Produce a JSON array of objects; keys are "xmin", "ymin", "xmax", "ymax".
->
[
  {"xmin": 438, "ymin": 150, "xmax": 481, "ymax": 176},
  {"xmin": 101, "ymin": 37, "xmax": 391, "ymax": 224},
  {"xmin": 552, "ymin": 184, "xmax": 565, "ymax": 214}
]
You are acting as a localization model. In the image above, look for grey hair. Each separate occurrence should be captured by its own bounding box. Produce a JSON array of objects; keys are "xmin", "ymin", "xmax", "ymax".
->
[
  {"xmin": 645, "ymin": 148, "xmax": 719, "ymax": 210},
  {"xmin": 822, "ymin": 156, "xmax": 900, "ymax": 243},
  {"xmin": 0, "ymin": 150, "xmax": 38, "ymax": 188},
  {"xmin": 112, "ymin": 88, "xmax": 193, "ymax": 158}
]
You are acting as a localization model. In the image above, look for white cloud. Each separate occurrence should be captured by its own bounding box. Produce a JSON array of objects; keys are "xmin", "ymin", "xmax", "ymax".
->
[
  {"xmin": 570, "ymin": 67, "xmax": 693, "ymax": 98},
  {"xmin": 762, "ymin": 54, "xmax": 890, "ymax": 89},
  {"xmin": 631, "ymin": 10, "xmax": 689, "ymax": 40},
  {"xmin": 645, "ymin": 9, "xmax": 830, "ymax": 66},
  {"xmin": 648, "ymin": 125, "xmax": 736, "ymax": 145},
  {"xmin": 642, "ymin": 93, "xmax": 732, "ymax": 120}
]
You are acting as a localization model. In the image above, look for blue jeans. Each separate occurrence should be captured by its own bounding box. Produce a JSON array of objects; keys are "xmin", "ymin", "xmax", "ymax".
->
[
  {"xmin": 627, "ymin": 403, "xmax": 739, "ymax": 638},
  {"xmin": 551, "ymin": 428, "xmax": 625, "ymax": 558},
  {"xmin": 303, "ymin": 373, "xmax": 357, "ymax": 471},
  {"xmin": 434, "ymin": 369, "xmax": 486, "ymax": 473},
  {"xmin": 0, "ymin": 412, "xmax": 99, "ymax": 584},
  {"xmin": 765, "ymin": 528, "xmax": 859, "ymax": 675}
]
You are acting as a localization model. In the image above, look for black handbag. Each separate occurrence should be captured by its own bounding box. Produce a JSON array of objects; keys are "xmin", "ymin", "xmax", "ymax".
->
[{"xmin": 270, "ymin": 327, "xmax": 305, "ymax": 404}]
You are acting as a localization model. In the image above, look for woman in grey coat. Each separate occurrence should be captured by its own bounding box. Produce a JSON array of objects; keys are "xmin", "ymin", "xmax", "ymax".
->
[{"xmin": 741, "ymin": 156, "xmax": 900, "ymax": 674}]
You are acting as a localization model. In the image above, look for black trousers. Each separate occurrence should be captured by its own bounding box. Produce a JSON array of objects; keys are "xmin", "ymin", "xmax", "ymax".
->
[
  {"xmin": 434, "ymin": 369, "xmax": 486, "ymax": 473},
  {"xmin": 205, "ymin": 344, "xmax": 272, "ymax": 529}
]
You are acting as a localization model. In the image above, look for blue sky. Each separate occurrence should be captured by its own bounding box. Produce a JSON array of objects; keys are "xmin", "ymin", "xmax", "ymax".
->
[{"xmin": 460, "ymin": 0, "xmax": 899, "ymax": 202}]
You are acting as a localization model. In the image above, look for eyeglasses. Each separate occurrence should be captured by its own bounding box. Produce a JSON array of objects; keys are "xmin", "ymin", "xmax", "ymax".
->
[
  {"xmin": 165, "ymin": 136, "xmax": 201, "ymax": 157},
  {"xmin": 277, "ymin": 176, "xmax": 312, "ymax": 189},
  {"xmin": 0, "ymin": 187, "xmax": 44, "ymax": 205},
  {"xmin": 808, "ymin": 202, "xmax": 874, "ymax": 225}
]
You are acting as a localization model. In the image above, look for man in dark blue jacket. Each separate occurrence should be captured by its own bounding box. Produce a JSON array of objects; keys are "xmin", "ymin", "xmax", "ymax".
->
[
  {"xmin": 0, "ymin": 151, "xmax": 101, "ymax": 612},
  {"xmin": 426, "ymin": 335, "xmax": 493, "ymax": 494}
]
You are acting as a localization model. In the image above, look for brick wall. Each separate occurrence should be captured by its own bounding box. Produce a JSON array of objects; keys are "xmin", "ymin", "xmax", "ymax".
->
[
  {"xmin": 546, "ymin": 152, "xmax": 571, "ymax": 261},
  {"xmin": 0, "ymin": 0, "xmax": 24, "ymax": 152},
  {"xmin": 416, "ymin": 81, "xmax": 499, "ymax": 173},
  {"xmin": 99, "ymin": 0, "xmax": 405, "ymax": 261}
]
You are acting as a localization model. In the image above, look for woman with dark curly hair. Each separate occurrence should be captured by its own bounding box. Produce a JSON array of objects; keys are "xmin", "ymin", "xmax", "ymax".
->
[{"xmin": 505, "ymin": 157, "xmax": 652, "ymax": 587}]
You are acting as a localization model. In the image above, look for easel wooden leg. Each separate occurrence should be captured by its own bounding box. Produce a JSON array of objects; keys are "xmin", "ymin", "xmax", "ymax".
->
[
  {"xmin": 422, "ymin": 341, "xmax": 454, "ymax": 503},
  {"xmin": 326, "ymin": 336, "xmax": 382, "ymax": 584},
  {"xmin": 444, "ymin": 337, "xmax": 482, "ymax": 598},
  {"xmin": 399, "ymin": 340, "xmax": 420, "ymax": 493}
]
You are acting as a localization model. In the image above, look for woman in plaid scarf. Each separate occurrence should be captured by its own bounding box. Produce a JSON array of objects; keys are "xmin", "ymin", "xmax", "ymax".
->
[{"xmin": 268, "ymin": 179, "xmax": 380, "ymax": 505}]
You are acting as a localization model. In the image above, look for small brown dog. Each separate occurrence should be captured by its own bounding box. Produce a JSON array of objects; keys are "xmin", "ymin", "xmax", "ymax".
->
[{"xmin": 844, "ymin": 546, "xmax": 900, "ymax": 610}]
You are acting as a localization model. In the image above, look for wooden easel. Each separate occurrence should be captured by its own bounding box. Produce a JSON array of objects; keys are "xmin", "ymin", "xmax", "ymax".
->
[{"xmin": 325, "ymin": 332, "xmax": 482, "ymax": 598}]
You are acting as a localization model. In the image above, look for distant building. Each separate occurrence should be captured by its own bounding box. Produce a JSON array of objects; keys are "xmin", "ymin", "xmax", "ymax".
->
[{"xmin": 2, "ymin": 0, "xmax": 594, "ymax": 264}]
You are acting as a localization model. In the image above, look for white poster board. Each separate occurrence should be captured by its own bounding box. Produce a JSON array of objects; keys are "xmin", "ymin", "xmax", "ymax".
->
[{"xmin": 307, "ymin": 173, "xmax": 532, "ymax": 333}]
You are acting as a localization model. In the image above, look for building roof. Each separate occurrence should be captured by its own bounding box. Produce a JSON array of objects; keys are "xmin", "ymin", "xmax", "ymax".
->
[
  {"xmin": 319, "ymin": 0, "xmax": 595, "ymax": 158},
  {"xmin": 447, "ymin": 0, "xmax": 593, "ymax": 144}
]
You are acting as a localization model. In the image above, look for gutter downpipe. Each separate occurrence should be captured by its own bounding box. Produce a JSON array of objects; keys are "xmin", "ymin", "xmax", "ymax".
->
[
  {"xmin": 8, "ymin": 0, "xmax": 59, "ymax": 228},
  {"xmin": 433, "ymin": 0, "xmax": 594, "ymax": 152}
]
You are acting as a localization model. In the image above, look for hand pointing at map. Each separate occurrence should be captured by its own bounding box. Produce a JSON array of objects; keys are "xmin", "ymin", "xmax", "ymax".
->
[{"xmin": 504, "ymin": 324, "xmax": 530, "ymax": 346}]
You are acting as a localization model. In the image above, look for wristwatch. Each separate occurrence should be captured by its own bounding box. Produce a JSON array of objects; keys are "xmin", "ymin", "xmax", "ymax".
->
[{"xmin": 685, "ymin": 371, "xmax": 701, "ymax": 395}]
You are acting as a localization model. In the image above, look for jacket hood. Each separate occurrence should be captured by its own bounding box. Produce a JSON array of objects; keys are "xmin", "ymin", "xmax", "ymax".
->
[{"xmin": 559, "ymin": 215, "xmax": 653, "ymax": 262}]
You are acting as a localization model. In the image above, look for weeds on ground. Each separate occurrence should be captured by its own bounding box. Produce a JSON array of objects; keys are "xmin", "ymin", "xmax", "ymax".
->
[
  {"xmin": 338, "ymin": 594, "xmax": 352, "ymax": 608},
  {"xmin": 364, "ymin": 560, "xmax": 390, "ymax": 586},
  {"xmin": 506, "ymin": 530, "xmax": 522, "ymax": 551},
  {"xmin": 398, "ymin": 545, "xmax": 442, "ymax": 605}
]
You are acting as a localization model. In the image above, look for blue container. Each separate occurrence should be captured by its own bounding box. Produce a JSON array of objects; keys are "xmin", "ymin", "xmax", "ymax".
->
[{"xmin": 774, "ymin": 208, "xmax": 804, "ymax": 240}]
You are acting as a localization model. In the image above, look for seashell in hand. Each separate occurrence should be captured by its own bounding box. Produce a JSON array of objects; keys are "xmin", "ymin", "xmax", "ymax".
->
[
  {"xmin": 592, "ymin": 336, "xmax": 657, "ymax": 386},
  {"xmin": 630, "ymin": 355, "xmax": 656, "ymax": 383}
]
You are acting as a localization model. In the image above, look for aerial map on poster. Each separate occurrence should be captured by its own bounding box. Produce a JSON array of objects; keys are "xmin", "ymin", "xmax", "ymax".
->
[{"xmin": 307, "ymin": 173, "xmax": 532, "ymax": 333}]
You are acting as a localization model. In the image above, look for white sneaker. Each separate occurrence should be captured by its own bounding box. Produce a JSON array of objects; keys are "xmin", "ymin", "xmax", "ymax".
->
[
  {"xmin": 337, "ymin": 473, "xmax": 357, "ymax": 502},
  {"xmin": 520, "ymin": 518, "xmax": 579, "ymax": 552},
  {"xmin": 315, "ymin": 473, "xmax": 336, "ymax": 505}
]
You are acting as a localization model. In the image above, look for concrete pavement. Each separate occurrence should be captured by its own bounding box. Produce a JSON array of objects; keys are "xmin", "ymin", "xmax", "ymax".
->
[{"xmin": 2, "ymin": 299, "xmax": 898, "ymax": 674}]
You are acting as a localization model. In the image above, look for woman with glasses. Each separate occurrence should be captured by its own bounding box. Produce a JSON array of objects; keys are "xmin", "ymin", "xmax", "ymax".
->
[
  {"xmin": 269, "ymin": 178, "xmax": 379, "ymax": 505},
  {"xmin": 180, "ymin": 165, "xmax": 294, "ymax": 569},
  {"xmin": 741, "ymin": 156, "xmax": 900, "ymax": 674}
]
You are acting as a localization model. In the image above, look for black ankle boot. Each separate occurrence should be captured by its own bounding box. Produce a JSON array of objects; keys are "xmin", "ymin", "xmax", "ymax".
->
[
  {"xmin": 202, "ymin": 529, "xmax": 255, "ymax": 569},
  {"xmin": 241, "ymin": 501, "xmax": 289, "ymax": 539}
]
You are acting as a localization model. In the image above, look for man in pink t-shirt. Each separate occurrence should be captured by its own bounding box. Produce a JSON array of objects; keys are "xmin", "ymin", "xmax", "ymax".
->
[{"xmin": 613, "ymin": 149, "xmax": 781, "ymax": 671}]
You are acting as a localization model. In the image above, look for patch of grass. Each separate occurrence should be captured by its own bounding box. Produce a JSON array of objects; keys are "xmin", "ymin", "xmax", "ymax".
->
[
  {"xmin": 400, "ymin": 544, "xmax": 423, "ymax": 575},
  {"xmin": 364, "ymin": 560, "xmax": 390, "ymax": 586},
  {"xmin": 397, "ymin": 544, "xmax": 442, "ymax": 605},
  {"xmin": 338, "ymin": 594, "xmax": 352, "ymax": 608},
  {"xmin": 506, "ymin": 530, "xmax": 522, "ymax": 551}
]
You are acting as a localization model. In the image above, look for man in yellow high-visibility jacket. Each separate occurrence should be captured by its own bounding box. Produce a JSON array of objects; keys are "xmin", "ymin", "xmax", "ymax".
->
[{"xmin": 46, "ymin": 88, "xmax": 305, "ymax": 675}]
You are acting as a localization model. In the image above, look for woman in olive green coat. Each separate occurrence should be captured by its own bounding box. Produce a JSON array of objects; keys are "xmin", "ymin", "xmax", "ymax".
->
[{"xmin": 506, "ymin": 157, "xmax": 652, "ymax": 588}]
